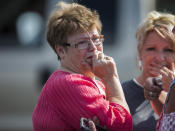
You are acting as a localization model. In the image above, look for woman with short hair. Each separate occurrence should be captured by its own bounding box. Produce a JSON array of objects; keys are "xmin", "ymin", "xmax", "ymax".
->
[{"xmin": 32, "ymin": 1, "xmax": 132, "ymax": 131}]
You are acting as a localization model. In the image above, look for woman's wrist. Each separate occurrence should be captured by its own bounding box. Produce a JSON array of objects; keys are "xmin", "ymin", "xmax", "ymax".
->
[{"xmin": 100, "ymin": 73, "xmax": 119, "ymax": 83}]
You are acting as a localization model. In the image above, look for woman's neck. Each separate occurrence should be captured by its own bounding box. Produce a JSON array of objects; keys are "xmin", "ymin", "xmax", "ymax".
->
[
  {"xmin": 59, "ymin": 65, "xmax": 95, "ymax": 80},
  {"xmin": 135, "ymin": 74, "xmax": 147, "ymax": 87},
  {"xmin": 59, "ymin": 65, "xmax": 76, "ymax": 74}
]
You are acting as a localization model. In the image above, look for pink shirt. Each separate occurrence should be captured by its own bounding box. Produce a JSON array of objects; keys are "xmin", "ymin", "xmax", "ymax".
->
[{"xmin": 32, "ymin": 70, "xmax": 132, "ymax": 131}]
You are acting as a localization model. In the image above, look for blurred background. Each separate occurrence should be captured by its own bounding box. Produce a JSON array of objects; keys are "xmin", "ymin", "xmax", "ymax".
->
[{"xmin": 0, "ymin": 0, "xmax": 175, "ymax": 130}]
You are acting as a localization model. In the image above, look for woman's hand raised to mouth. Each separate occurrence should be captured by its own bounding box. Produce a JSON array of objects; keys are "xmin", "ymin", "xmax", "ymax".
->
[
  {"xmin": 91, "ymin": 51, "xmax": 118, "ymax": 81},
  {"xmin": 160, "ymin": 66, "xmax": 175, "ymax": 92}
]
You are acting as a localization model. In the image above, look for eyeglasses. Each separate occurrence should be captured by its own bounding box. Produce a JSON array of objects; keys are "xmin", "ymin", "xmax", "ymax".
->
[{"xmin": 65, "ymin": 35, "xmax": 104, "ymax": 50}]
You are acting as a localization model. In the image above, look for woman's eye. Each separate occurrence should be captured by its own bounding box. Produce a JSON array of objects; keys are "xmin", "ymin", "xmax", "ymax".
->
[
  {"xmin": 78, "ymin": 41, "xmax": 88, "ymax": 45},
  {"xmin": 92, "ymin": 38, "xmax": 99, "ymax": 42},
  {"xmin": 146, "ymin": 47, "xmax": 155, "ymax": 51},
  {"xmin": 164, "ymin": 49, "xmax": 174, "ymax": 53}
]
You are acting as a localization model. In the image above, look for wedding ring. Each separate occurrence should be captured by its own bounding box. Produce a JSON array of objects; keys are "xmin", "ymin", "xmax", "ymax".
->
[{"xmin": 149, "ymin": 91, "xmax": 153, "ymax": 96}]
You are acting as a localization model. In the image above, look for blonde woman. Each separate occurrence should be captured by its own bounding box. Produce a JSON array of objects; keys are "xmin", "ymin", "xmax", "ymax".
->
[{"xmin": 122, "ymin": 11, "xmax": 175, "ymax": 131}]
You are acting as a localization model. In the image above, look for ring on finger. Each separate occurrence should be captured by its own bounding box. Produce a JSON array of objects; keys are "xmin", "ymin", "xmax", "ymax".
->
[{"xmin": 149, "ymin": 91, "xmax": 153, "ymax": 96}]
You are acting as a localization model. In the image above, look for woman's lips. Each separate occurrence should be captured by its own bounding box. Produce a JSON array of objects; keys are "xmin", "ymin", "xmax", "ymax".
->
[
  {"xmin": 86, "ymin": 56, "xmax": 92, "ymax": 63},
  {"xmin": 150, "ymin": 63, "xmax": 168, "ymax": 69},
  {"xmin": 86, "ymin": 56, "xmax": 93, "ymax": 59}
]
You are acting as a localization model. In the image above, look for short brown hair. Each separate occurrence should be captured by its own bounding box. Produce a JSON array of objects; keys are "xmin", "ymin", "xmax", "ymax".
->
[
  {"xmin": 46, "ymin": 1, "xmax": 102, "ymax": 59},
  {"xmin": 136, "ymin": 11, "xmax": 175, "ymax": 50}
]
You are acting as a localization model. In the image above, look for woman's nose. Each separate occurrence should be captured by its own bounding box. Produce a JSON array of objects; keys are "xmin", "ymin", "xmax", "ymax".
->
[
  {"xmin": 155, "ymin": 52, "xmax": 166, "ymax": 62},
  {"xmin": 88, "ymin": 40, "xmax": 97, "ymax": 51}
]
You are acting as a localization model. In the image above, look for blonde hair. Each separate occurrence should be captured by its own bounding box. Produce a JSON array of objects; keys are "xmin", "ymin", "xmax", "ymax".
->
[
  {"xmin": 46, "ymin": 1, "xmax": 102, "ymax": 59},
  {"xmin": 136, "ymin": 11, "xmax": 175, "ymax": 50}
]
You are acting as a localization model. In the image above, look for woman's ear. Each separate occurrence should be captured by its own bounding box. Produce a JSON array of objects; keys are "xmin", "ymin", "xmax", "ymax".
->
[{"xmin": 55, "ymin": 44, "xmax": 66, "ymax": 60}]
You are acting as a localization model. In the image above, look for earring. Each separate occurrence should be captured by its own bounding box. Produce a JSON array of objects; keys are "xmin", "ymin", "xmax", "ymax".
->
[{"xmin": 138, "ymin": 60, "xmax": 143, "ymax": 71}]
